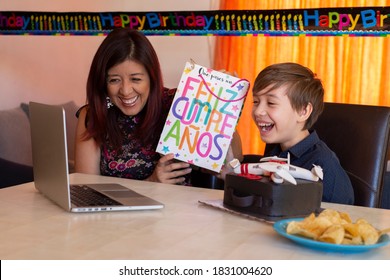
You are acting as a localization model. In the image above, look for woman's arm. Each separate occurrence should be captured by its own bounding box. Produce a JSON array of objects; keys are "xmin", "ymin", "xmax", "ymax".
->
[{"xmin": 74, "ymin": 107, "xmax": 101, "ymax": 174}]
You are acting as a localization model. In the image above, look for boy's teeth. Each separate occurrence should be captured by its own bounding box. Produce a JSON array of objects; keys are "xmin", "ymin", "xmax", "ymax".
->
[{"xmin": 260, "ymin": 123, "xmax": 274, "ymax": 131}]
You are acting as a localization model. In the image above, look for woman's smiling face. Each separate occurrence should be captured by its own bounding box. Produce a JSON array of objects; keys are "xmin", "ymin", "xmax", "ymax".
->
[{"xmin": 106, "ymin": 59, "xmax": 150, "ymax": 116}]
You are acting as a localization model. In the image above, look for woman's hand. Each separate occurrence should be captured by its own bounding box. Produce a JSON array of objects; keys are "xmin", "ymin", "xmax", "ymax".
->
[{"xmin": 148, "ymin": 153, "xmax": 192, "ymax": 184}]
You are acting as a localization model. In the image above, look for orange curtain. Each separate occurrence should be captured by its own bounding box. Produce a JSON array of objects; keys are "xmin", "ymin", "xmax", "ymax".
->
[{"xmin": 214, "ymin": 0, "xmax": 390, "ymax": 155}]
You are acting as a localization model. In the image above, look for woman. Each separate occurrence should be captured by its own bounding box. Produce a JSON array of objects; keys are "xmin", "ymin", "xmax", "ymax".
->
[{"xmin": 75, "ymin": 27, "xmax": 192, "ymax": 184}]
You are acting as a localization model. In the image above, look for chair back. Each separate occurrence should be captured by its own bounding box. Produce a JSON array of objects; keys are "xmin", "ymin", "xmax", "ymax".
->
[{"xmin": 312, "ymin": 102, "xmax": 390, "ymax": 208}]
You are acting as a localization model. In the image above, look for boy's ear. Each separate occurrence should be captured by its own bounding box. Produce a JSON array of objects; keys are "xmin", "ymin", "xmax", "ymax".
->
[{"xmin": 298, "ymin": 103, "xmax": 313, "ymax": 121}]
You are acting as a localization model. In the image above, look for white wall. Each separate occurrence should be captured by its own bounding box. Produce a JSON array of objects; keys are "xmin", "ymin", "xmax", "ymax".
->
[{"xmin": 0, "ymin": 0, "xmax": 218, "ymax": 110}]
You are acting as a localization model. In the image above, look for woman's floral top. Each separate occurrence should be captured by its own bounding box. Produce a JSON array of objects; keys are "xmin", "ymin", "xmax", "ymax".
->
[{"xmin": 100, "ymin": 88, "xmax": 175, "ymax": 180}]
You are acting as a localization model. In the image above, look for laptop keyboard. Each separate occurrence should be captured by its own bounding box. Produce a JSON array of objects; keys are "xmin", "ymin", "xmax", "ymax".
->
[{"xmin": 70, "ymin": 185, "xmax": 122, "ymax": 207}]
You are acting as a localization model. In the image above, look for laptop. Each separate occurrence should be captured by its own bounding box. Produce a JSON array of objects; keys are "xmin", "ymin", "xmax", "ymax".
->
[{"xmin": 29, "ymin": 101, "xmax": 164, "ymax": 212}]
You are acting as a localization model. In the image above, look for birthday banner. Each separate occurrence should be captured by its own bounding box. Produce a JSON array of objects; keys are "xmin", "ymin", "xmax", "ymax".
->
[
  {"xmin": 1, "ymin": 7, "xmax": 390, "ymax": 36},
  {"xmin": 156, "ymin": 62, "xmax": 250, "ymax": 172}
]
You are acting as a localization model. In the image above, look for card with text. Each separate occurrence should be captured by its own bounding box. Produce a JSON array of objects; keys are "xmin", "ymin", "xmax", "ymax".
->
[{"xmin": 156, "ymin": 62, "xmax": 250, "ymax": 172}]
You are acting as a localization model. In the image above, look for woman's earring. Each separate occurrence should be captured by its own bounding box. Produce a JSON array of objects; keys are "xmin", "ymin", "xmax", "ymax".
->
[{"xmin": 106, "ymin": 96, "xmax": 114, "ymax": 109}]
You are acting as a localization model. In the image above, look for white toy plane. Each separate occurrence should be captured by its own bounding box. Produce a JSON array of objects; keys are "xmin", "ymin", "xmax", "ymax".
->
[{"xmin": 229, "ymin": 153, "xmax": 323, "ymax": 185}]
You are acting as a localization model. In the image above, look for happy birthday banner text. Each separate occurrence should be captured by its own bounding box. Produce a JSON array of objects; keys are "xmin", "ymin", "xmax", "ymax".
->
[{"xmin": 1, "ymin": 7, "xmax": 389, "ymax": 36}]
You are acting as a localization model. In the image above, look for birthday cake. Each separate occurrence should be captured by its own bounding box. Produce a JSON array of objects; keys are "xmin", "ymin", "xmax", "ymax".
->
[{"xmin": 223, "ymin": 173, "xmax": 323, "ymax": 221}]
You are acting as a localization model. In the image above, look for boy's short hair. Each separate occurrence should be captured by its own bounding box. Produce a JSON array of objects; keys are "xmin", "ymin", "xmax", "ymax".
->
[{"xmin": 253, "ymin": 62, "xmax": 324, "ymax": 129}]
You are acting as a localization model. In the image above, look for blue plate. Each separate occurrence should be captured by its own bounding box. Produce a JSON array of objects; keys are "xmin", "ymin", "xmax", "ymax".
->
[{"xmin": 273, "ymin": 218, "xmax": 390, "ymax": 253}]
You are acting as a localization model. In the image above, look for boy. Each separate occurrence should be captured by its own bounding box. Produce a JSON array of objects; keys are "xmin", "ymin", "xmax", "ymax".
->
[{"xmin": 252, "ymin": 62, "xmax": 354, "ymax": 204}]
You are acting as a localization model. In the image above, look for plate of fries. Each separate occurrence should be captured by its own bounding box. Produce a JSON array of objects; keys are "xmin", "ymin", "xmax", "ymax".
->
[{"xmin": 273, "ymin": 209, "xmax": 390, "ymax": 252}]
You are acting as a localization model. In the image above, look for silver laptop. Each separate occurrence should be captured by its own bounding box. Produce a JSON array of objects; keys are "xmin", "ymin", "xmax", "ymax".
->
[{"xmin": 29, "ymin": 101, "xmax": 164, "ymax": 212}]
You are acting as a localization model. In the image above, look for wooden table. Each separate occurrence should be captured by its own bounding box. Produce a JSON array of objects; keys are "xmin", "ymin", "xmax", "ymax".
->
[{"xmin": 1, "ymin": 173, "xmax": 390, "ymax": 260}]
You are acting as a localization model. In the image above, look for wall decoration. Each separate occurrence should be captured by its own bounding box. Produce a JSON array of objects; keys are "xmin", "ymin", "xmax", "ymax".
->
[
  {"xmin": 0, "ymin": 7, "xmax": 389, "ymax": 36},
  {"xmin": 156, "ymin": 62, "xmax": 249, "ymax": 172}
]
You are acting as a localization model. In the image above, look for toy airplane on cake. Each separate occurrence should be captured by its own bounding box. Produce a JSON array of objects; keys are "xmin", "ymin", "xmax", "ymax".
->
[{"xmin": 229, "ymin": 153, "xmax": 323, "ymax": 185}]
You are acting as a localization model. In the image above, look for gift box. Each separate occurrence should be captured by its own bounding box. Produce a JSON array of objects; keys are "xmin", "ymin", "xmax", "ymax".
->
[{"xmin": 223, "ymin": 173, "xmax": 323, "ymax": 221}]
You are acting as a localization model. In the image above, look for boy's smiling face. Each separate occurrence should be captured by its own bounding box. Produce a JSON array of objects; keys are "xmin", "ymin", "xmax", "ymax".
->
[{"xmin": 252, "ymin": 84, "xmax": 310, "ymax": 151}]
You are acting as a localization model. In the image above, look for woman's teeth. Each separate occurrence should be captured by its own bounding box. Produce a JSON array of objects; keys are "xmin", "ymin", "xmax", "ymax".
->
[{"xmin": 121, "ymin": 96, "xmax": 138, "ymax": 106}]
